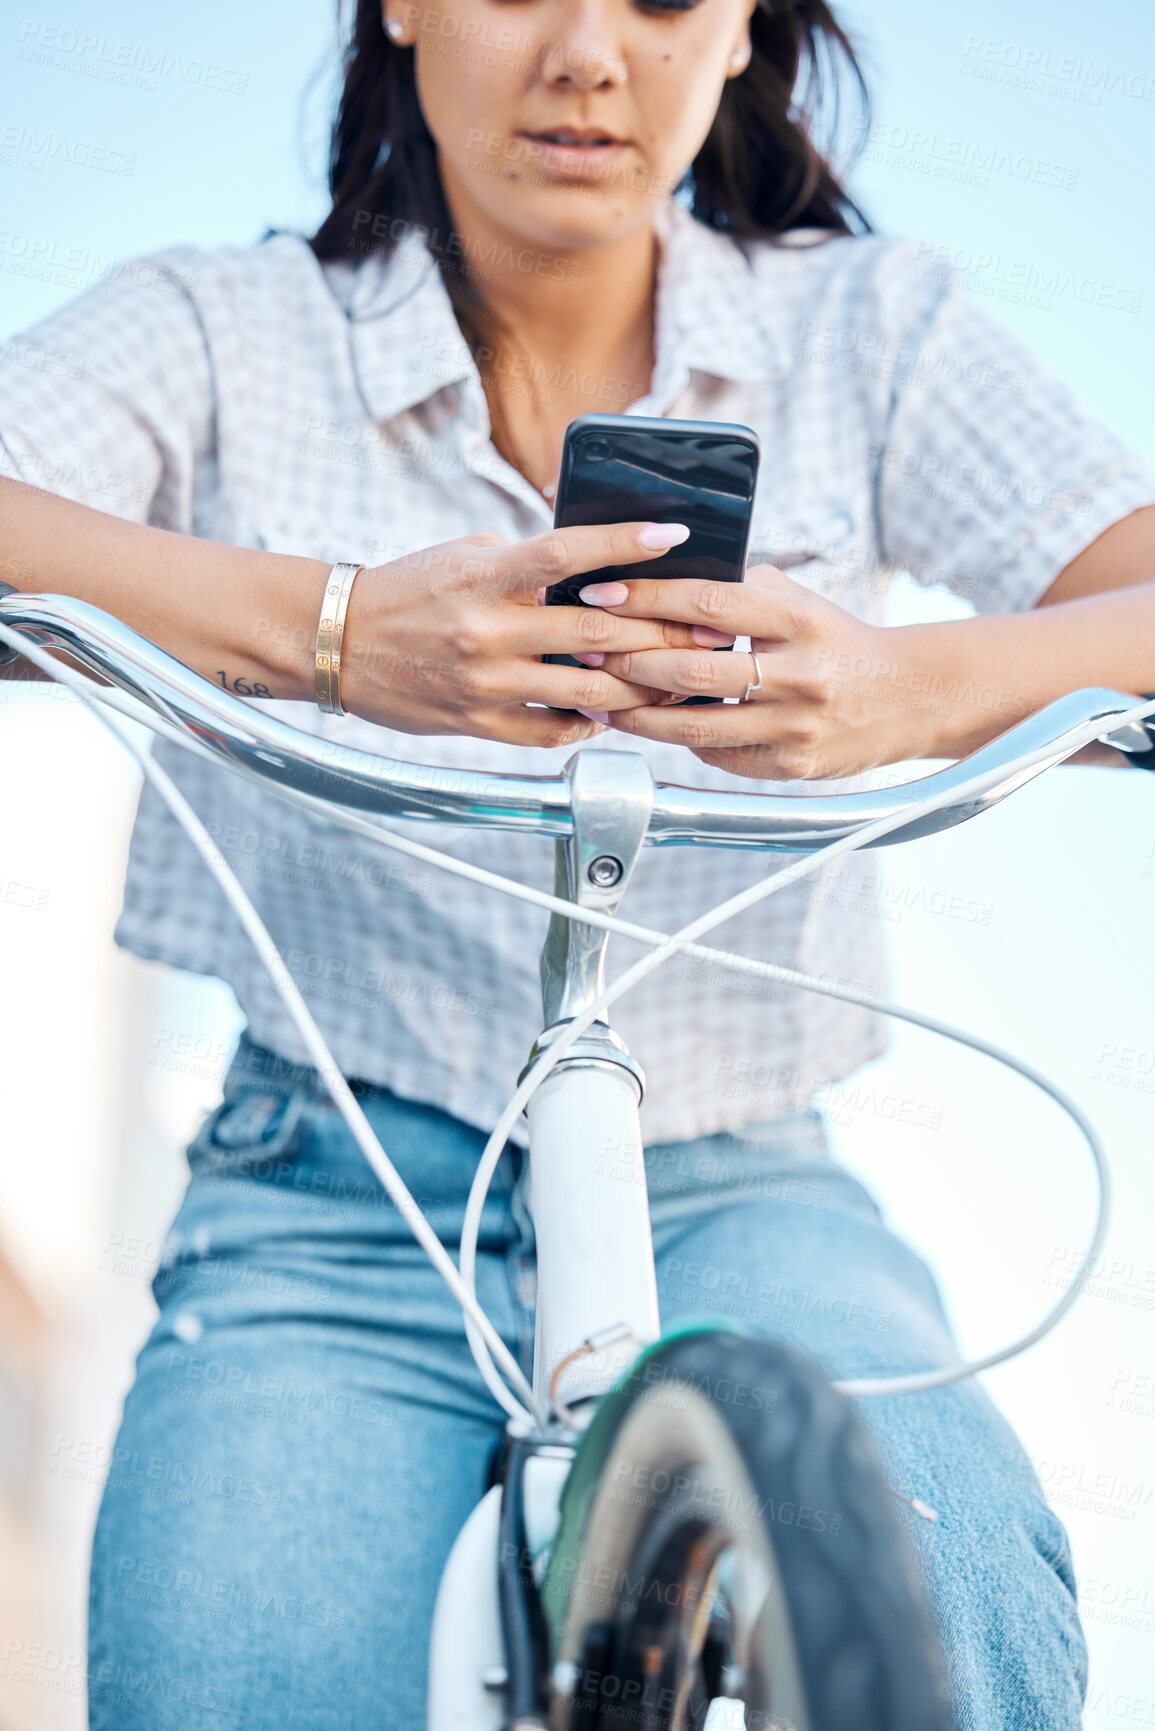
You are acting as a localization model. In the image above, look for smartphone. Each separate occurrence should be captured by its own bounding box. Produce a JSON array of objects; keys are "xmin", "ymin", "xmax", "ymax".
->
[{"xmin": 544, "ymin": 413, "xmax": 760, "ymax": 699}]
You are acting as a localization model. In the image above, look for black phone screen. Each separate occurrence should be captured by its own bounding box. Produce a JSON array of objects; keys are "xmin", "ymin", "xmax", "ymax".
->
[{"xmin": 543, "ymin": 414, "xmax": 759, "ymax": 677}]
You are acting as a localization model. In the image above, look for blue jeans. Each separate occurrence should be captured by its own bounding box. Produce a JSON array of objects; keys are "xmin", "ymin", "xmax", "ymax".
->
[{"xmin": 88, "ymin": 1033, "xmax": 1086, "ymax": 1729}]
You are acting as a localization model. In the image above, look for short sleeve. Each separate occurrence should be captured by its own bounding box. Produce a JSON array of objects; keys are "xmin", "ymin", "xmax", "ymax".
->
[
  {"xmin": 0, "ymin": 248, "xmax": 215, "ymax": 532},
  {"xmin": 872, "ymin": 248, "xmax": 1155, "ymax": 613}
]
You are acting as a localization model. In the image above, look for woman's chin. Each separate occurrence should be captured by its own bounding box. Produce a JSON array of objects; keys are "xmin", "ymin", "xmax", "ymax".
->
[{"xmin": 467, "ymin": 177, "xmax": 660, "ymax": 256}]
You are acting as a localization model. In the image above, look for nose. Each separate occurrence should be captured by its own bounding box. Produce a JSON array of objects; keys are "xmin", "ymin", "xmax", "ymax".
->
[{"xmin": 540, "ymin": 0, "xmax": 628, "ymax": 92}]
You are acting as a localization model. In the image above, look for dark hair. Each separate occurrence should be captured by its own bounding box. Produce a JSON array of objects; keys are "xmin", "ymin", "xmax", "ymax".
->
[{"xmin": 310, "ymin": 0, "xmax": 869, "ymax": 356}]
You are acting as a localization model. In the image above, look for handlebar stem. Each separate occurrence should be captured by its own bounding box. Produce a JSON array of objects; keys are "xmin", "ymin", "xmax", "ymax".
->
[{"xmin": 538, "ymin": 749, "xmax": 654, "ymax": 1028}]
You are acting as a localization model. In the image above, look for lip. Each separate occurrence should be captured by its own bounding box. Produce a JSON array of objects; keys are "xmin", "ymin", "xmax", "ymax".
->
[
  {"xmin": 516, "ymin": 127, "xmax": 632, "ymax": 177},
  {"xmin": 520, "ymin": 126, "xmax": 630, "ymax": 147}
]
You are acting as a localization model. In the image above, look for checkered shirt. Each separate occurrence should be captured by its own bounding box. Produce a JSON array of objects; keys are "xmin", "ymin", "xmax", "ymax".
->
[{"xmin": 2, "ymin": 199, "xmax": 1152, "ymax": 1144}]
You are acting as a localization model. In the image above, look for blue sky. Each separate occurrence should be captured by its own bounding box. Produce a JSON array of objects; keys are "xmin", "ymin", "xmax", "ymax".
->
[
  {"xmin": 842, "ymin": 0, "xmax": 1154, "ymax": 451},
  {"xmin": 1, "ymin": 1, "xmax": 1153, "ymax": 1715}
]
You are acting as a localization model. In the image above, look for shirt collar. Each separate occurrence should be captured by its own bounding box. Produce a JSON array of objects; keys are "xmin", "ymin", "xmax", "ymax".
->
[
  {"xmin": 333, "ymin": 234, "xmax": 478, "ymax": 427},
  {"xmin": 335, "ymin": 196, "xmax": 787, "ymax": 427},
  {"xmin": 650, "ymin": 197, "xmax": 787, "ymax": 388}
]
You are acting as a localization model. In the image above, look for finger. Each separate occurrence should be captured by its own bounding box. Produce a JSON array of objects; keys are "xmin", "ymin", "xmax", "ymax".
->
[
  {"xmin": 597, "ymin": 646, "xmax": 762, "ymax": 700},
  {"xmin": 460, "ymin": 531, "xmax": 511, "ymax": 549},
  {"xmin": 476, "ymin": 705, "xmax": 609, "ymax": 749},
  {"xmin": 573, "ymin": 571, "xmax": 807, "ymax": 639},
  {"xmin": 692, "ymin": 742, "xmax": 811, "ymax": 780},
  {"xmin": 500, "ymin": 662, "xmax": 671, "ymax": 713},
  {"xmin": 606, "ymin": 698, "xmax": 797, "ymax": 750},
  {"xmin": 503, "ymin": 609, "xmax": 701, "ymax": 658},
  {"xmin": 499, "ymin": 521, "xmax": 691, "ymax": 597}
]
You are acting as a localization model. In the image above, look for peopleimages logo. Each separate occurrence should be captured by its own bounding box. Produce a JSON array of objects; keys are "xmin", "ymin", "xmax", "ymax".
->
[
  {"xmin": 909, "ymin": 240, "xmax": 1143, "ymax": 316},
  {"xmin": 15, "ymin": 21, "xmax": 249, "ymax": 94},
  {"xmin": 852, "ymin": 120, "xmax": 1079, "ymax": 191},
  {"xmin": 0, "ymin": 123, "xmax": 135, "ymax": 176},
  {"xmin": 0, "ymin": 234, "xmax": 198, "ymax": 299},
  {"xmin": 959, "ymin": 35, "xmax": 1155, "ymax": 106}
]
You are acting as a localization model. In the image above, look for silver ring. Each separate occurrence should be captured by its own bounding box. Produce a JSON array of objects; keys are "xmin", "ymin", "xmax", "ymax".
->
[{"xmin": 742, "ymin": 651, "xmax": 764, "ymax": 704}]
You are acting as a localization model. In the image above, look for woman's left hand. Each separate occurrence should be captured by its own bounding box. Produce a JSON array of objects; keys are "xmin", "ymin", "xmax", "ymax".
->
[{"xmin": 576, "ymin": 563, "xmax": 955, "ymax": 780}]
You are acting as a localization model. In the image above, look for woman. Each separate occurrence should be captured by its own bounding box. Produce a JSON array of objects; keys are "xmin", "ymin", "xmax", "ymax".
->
[{"xmin": 2, "ymin": 0, "xmax": 1153, "ymax": 1724}]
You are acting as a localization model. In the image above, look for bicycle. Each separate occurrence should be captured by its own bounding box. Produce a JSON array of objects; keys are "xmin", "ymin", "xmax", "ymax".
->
[{"xmin": 2, "ymin": 588, "xmax": 1153, "ymax": 1731}]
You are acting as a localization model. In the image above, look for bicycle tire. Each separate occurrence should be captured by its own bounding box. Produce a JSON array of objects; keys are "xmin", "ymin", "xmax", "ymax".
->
[{"xmin": 541, "ymin": 1328, "xmax": 952, "ymax": 1731}]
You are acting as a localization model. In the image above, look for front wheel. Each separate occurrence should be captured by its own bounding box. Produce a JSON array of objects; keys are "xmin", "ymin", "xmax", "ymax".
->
[{"xmin": 540, "ymin": 1329, "xmax": 951, "ymax": 1731}]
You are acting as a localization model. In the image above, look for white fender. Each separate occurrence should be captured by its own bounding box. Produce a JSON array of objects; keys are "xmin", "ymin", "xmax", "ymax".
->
[{"xmin": 427, "ymin": 1486, "xmax": 506, "ymax": 1731}]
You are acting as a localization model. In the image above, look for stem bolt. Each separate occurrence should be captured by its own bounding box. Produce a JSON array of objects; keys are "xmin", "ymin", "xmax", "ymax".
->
[{"xmin": 587, "ymin": 854, "xmax": 623, "ymax": 888}]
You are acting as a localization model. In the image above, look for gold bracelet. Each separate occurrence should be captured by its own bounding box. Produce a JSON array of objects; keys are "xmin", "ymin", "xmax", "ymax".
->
[{"xmin": 315, "ymin": 562, "xmax": 362, "ymax": 716}]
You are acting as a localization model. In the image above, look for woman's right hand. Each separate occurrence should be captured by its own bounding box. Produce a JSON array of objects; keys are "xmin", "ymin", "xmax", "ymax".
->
[
  {"xmin": 0, "ymin": 481, "xmax": 699, "ymax": 748},
  {"xmin": 338, "ymin": 521, "xmax": 699, "ymax": 747}
]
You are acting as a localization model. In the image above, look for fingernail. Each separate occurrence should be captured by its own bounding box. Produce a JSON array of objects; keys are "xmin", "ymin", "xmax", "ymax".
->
[
  {"xmin": 575, "ymin": 708, "xmax": 610, "ymax": 724},
  {"xmin": 579, "ymin": 582, "xmax": 629, "ymax": 606},
  {"xmin": 692, "ymin": 625, "xmax": 735, "ymax": 647},
  {"xmin": 638, "ymin": 523, "xmax": 690, "ymax": 551},
  {"xmin": 572, "ymin": 652, "xmax": 605, "ymax": 668}
]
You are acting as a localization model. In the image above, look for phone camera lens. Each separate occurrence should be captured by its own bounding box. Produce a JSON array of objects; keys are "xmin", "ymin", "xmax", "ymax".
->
[{"xmin": 582, "ymin": 437, "xmax": 611, "ymax": 462}]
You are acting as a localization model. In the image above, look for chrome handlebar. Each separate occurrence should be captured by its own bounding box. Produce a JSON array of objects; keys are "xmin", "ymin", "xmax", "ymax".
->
[{"xmin": 1, "ymin": 592, "xmax": 1147, "ymax": 851}]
